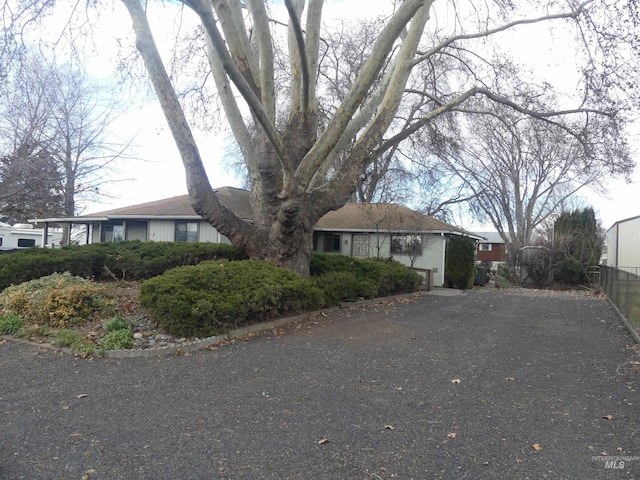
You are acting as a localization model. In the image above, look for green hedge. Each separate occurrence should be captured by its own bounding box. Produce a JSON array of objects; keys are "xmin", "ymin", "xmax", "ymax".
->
[
  {"xmin": 139, "ymin": 260, "xmax": 326, "ymax": 337},
  {"xmin": 0, "ymin": 241, "xmax": 246, "ymax": 291},
  {"xmin": 310, "ymin": 252, "xmax": 422, "ymax": 300}
]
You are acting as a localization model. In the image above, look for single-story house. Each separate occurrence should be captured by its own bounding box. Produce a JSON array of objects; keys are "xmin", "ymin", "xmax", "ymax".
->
[
  {"xmin": 606, "ymin": 214, "xmax": 640, "ymax": 273},
  {"xmin": 31, "ymin": 186, "xmax": 482, "ymax": 287}
]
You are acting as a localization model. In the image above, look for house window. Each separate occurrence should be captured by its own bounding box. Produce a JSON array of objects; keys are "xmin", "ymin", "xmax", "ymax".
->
[
  {"xmin": 479, "ymin": 243, "xmax": 492, "ymax": 252},
  {"xmin": 323, "ymin": 233, "xmax": 341, "ymax": 252},
  {"xmin": 101, "ymin": 224, "xmax": 124, "ymax": 242},
  {"xmin": 175, "ymin": 222, "xmax": 198, "ymax": 242},
  {"xmin": 391, "ymin": 235, "xmax": 422, "ymax": 256},
  {"xmin": 17, "ymin": 238, "xmax": 36, "ymax": 248}
]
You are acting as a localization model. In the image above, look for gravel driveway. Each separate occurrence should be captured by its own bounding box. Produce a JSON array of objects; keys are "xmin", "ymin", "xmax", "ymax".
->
[{"xmin": 1, "ymin": 288, "xmax": 638, "ymax": 479}]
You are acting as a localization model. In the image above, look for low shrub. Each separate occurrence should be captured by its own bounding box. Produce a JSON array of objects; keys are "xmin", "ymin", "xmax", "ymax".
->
[
  {"xmin": 101, "ymin": 329, "xmax": 135, "ymax": 350},
  {"xmin": 553, "ymin": 257, "xmax": 588, "ymax": 286},
  {"xmin": 52, "ymin": 328, "xmax": 97, "ymax": 355},
  {"xmin": 0, "ymin": 313, "xmax": 24, "ymax": 334},
  {"xmin": 15, "ymin": 325, "xmax": 51, "ymax": 339},
  {"xmin": 0, "ymin": 272, "xmax": 112, "ymax": 327},
  {"xmin": 139, "ymin": 260, "xmax": 326, "ymax": 337},
  {"xmin": 52, "ymin": 328, "xmax": 85, "ymax": 348},
  {"xmin": 105, "ymin": 315, "xmax": 132, "ymax": 333},
  {"xmin": 310, "ymin": 252, "xmax": 422, "ymax": 299},
  {"xmin": 0, "ymin": 241, "xmax": 246, "ymax": 291}
]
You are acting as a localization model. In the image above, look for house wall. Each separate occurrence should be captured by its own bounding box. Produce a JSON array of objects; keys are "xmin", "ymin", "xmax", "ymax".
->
[
  {"xmin": 314, "ymin": 231, "xmax": 447, "ymax": 287},
  {"xmin": 92, "ymin": 219, "xmax": 231, "ymax": 245},
  {"xmin": 477, "ymin": 243, "xmax": 507, "ymax": 263},
  {"xmin": 126, "ymin": 221, "xmax": 148, "ymax": 241},
  {"xmin": 148, "ymin": 220, "xmax": 175, "ymax": 242},
  {"xmin": 608, "ymin": 216, "xmax": 640, "ymax": 271}
]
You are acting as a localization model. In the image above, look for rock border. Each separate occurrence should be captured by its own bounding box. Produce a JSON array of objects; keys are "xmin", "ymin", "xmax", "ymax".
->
[{"xmin": 1, "ymin": 291, "xmax": 428, "ymax": 358}]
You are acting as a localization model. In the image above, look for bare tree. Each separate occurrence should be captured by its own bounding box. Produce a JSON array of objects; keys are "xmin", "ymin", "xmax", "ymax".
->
[
  {"xmin": 433, "ymin": 100, "xmax": 632, "ymax": 260},
  {"xmin": 11, "ymin": 0, "xmax": 628, "ymax": 275},
  {"xmin": 115, "ymin": 0, "xmax": 637, "ymax": 276},
  {"xmin": 0, "ymin": 53, "xmax": 130, "ymax": 236}
]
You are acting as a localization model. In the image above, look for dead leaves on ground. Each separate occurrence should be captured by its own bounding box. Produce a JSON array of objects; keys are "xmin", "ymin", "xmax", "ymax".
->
[{"xmin": 532, "ymin": 443, "xmax": 543, "ymax": 451}]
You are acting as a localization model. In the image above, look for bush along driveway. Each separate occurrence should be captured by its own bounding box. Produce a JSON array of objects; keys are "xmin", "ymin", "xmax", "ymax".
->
[{"xmin": 0, "ymin": 288, "xmax": 638, "ymax": 479}]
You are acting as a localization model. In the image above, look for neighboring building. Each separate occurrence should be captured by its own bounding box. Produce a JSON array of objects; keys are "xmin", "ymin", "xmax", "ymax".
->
[
  {"xmin": 31, "ymin": 187, "xmax": 482, "ymax": 287},
  {"xmin": 606, "ymin": 215, "xmax": 640, "ymax": 272},
  {"xmin": 0, "ymin": 221, "xmax": 62, "ymax": 252},
  {"xmin": 475, "ymin": 231, "xmax": 507, "ymax": 264}
]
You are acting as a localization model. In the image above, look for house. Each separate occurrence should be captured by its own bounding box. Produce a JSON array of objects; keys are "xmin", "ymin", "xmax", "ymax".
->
[
  {"xmin": 0, "ymin": 221, "xmax": 62, "ymax": 252},
  {"xmin": 314, "ymin": 203, "xmax": 482, "ymax": 287},
  {"xmin": 475, "ymin": 231, "xmax": 507, "ymax": 265},
  {"xmin": 606, "ymin": 215, "xmax": 640, "ymax": 272},
  {"xmin": 31, "ymin": 187, "xmax": 482, "ymax": 287}
]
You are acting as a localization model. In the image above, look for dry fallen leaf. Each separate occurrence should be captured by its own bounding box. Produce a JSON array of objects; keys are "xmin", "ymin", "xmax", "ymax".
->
[
  {"xmin": 384, "ymin": 425, "xmax": 394, "ymax": 430},
  {"xmin": 447, "ymin": 432, "xmax": 457, "ymax": 438},
  {"xmin": 602, "ymin": 415, "xmax": 613, "ymax": 420},
  {"xmin": 451, "ymin": 378, "xmax": 461, "ymax": 384},
  {"xmin": 505, "ymin": 377, "xmax": 516, "ymax": 381},
  {"xmin": 318, "ymin": 438, "xmax": 329, "ymax": 445},
  {"xmin": 76, "ymin": 394, "xmax": 88, "ymax": 399},
  {"xmin": 62, "ymin": 405, "xmax": 70, "ymax": 410},
  {"xmin": 532, "ymin": 443, "xmax": 542, "ymax": 451}
]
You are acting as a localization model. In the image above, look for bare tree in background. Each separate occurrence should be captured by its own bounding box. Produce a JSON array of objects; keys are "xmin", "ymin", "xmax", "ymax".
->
[
  {"xmin": 432, "ymin": 100, "xmax": 632, "ymax": 260},
  {"xmin": 0, "ymin": 53, "xmax": 130, "ymax": 237}
]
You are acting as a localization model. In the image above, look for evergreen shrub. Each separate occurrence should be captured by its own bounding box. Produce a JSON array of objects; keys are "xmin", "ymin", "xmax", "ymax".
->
[
  {"xmin": 139, "ymin": 260, "xmax": 326, "ymax": 337},
  {"xmin": 0, "ymin": 241, "xmax": 246, "ymax": 290},
  {"xmin": 553, "ymin": 257, "xmax": 588, "ymax": 286},
  {"xmin": 310, "ymin": 252, "xmax": 422, "ymax": 299},
  {"xmin": 444, "ymin": 236, "xmax": 476, "ymax": 290},
  {"xmin": 0, "ymin": 272, "xmax": 112, "ymax": 327}
]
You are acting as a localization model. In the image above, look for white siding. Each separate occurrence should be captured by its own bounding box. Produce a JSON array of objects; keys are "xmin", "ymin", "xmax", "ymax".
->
[
  {"xmin": 125, "ymin": 221, "xmax": 148, "ymax": 241},
  {"xmin": 344, "ymin": 232, "xmax": 447, "ymax": 287},
  {"xmin": 615, "ymin": 217, "xmax": 640, "ymax": 270},
  {"xmin": 606, "ymin": 225, "xmax": 618, "ymax": 267},
  {"xmin": 386, "ymin": 234, "xmax": 446, "ymax": 287},
  {"xmin": 198, "ymin": 222, "xmax": 219, "ymax": 243},
  {"xmin": 148, "ymin": 220, "xmax": 177, "ymax": 242}
]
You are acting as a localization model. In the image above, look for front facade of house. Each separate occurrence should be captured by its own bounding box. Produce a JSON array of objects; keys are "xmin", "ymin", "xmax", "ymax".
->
[
  {"xmin": 312, "ymin": 203, "xmax": 480, "ymax": 287},
  {"xmin": 606, "ymin": 215, "xmax": 640, "ymax": 273},
  {"xmin": 31, "ymin": 188, "xmax": 481, "ymax": 287}
]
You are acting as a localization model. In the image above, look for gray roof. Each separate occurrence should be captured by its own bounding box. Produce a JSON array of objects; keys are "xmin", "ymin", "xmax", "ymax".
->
[
  {"xmin": 31, "ymin": 188, "xmax": 480, "ymax": 238},
  {"xmin": 475, "ymin": 231, "xmax": 505, "ymax": 244},
  {"xmin": 85, "ymin": 186, "xmax": 253, "ymax": 220},
  {"xmin": 317, "ymin": 203, "xmax": 482, "ymax": 237}
]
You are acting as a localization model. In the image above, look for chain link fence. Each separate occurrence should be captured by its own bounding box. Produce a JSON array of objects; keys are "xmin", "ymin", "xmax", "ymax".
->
[{"xmin": 600, "ymin": 266, "xmax": 640, "ymax": 332}]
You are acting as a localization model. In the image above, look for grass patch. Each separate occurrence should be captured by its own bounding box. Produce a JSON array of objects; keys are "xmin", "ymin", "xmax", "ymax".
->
[{"xmin": 0, "ymin": 313, "xmax": 24, "ymax": 334}]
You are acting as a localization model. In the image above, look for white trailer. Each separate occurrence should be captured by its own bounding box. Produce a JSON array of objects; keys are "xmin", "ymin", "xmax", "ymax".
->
[{"xmin": 0, "ymin": 222, "xmax": 63, "ymax": 252}]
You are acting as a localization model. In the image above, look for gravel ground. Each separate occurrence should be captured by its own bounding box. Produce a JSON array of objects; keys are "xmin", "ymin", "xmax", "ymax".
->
[{"xmin": 0, "ymin": 288, "xmax": 638, "ymax": 480}]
